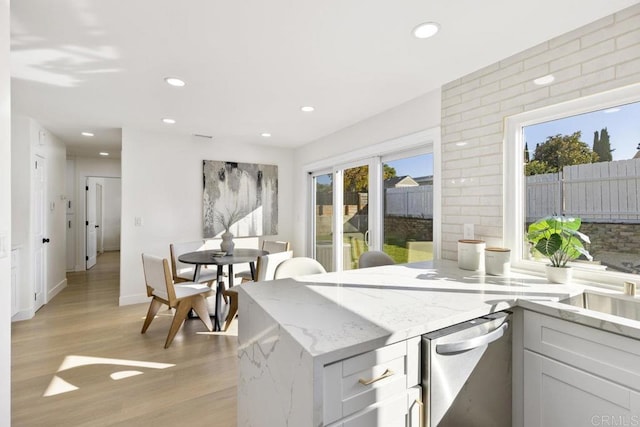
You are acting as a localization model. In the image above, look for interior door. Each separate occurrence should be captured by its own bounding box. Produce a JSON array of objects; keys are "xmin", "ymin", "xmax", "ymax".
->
[
  {"xmin": 96, "ymin": 183, "xmax": 103, "ymax": 254},
  {"xmin": 33, "ymin": 155, "xmax": 46, "ymax": 310},
  {"xmin": 86, "ymin": 178, "xmax": 97, "ymax": 269}
]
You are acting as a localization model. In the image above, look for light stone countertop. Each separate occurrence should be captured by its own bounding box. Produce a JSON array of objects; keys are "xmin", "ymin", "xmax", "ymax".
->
[{"xmin": 238, "ymin": 259, "xmax": 640, "ymax": 365}]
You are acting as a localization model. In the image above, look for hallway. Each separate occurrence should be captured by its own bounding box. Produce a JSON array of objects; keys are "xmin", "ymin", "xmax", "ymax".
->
[{"xmin": 11, "ymin": 252, "xmax": 237, "ymax": 426}]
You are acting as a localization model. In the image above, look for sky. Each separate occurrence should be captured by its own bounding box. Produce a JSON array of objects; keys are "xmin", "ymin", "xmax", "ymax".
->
[{"xmin": 524, "ymin": 100, "xmax": 640, "ymax": 161}]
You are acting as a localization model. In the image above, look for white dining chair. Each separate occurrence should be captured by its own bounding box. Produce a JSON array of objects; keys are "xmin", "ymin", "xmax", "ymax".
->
[{"xmin": 141, "ymin": 254, "xmax": 213, "ymax": 348}]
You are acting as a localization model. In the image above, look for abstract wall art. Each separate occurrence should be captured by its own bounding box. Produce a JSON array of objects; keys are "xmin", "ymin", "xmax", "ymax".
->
[{"xmin": 202, "ymin": 160, "xmax": 278, "ymax": 237}]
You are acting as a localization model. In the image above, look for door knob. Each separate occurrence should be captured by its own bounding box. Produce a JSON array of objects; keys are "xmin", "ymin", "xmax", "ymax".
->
[
  {"xmin": 42, "ymin": 238, "xmax": 50, "ymax": 243},
  {"xmin": 95, "ymin": 225, "xmax": 99, "ymax": 228}
]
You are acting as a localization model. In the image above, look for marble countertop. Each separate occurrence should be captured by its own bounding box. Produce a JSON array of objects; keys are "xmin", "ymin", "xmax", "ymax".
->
[{"xmin": 238, "ymin": 260, "xmax": 640, "ymax": 365}]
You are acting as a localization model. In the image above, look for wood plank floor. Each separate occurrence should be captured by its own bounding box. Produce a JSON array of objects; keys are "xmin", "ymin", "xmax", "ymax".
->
[{"xmin": 12, "ymin": 251, "xmax": 238, "ymax": 426}]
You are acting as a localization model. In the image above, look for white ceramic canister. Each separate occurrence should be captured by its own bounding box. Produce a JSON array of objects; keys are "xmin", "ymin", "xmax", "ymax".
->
[
  {"xmin": 458, "ymin": 239, "xmax": 486, "ymax": 271},
  {"xmin": 485, "ymin": 247, "xmax": 511, "ymax": 276}
]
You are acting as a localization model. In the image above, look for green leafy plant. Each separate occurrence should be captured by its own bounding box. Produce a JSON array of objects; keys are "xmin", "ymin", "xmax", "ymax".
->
[{"xmin": 527, "ymin": 216, "xmax": 592, "ymax": 267}]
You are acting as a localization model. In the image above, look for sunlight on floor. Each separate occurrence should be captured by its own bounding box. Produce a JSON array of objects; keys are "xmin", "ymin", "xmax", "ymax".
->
[{"xmin": 43, "ymin": 355, "xmax": 174, "ymax": 397}]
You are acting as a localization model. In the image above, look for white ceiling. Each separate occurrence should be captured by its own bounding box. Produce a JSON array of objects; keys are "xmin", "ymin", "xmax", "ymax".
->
[{"xmin": 10, "ymin": 0, "xmax": 640, "ymax": 159}]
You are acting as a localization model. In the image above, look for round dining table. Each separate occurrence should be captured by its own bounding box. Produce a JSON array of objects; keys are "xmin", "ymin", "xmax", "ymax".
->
[{"xmin": 178, "ymin": 248, "xmax": 267, "ymax": 330}]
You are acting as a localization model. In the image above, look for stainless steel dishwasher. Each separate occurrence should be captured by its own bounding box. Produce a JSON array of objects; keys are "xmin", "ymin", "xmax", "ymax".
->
[{"xmin": 421, "ymin": 311, "xmax": 512, "ymax": 427}]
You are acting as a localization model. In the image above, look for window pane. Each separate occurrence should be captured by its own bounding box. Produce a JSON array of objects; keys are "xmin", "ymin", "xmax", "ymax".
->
[
  {"xmin": 314, "ymin": 173, "xmax": 333, "ymax": 272},
  {"xmin": 344, "ymin": 165, "xmax": 369, "ymax": 270},
  {"xmin": 523, "ymin": 101, "xmax": 640, "ymax": 274},
  {"xmin": 383, "ymin": 154, "xmax": 434, "ymax": 263}
]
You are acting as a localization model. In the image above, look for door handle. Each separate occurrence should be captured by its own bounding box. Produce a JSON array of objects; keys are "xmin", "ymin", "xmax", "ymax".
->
[
  {"xmin": 42, "ymin": 238, "xmax": 50, "ymax": 244},
  {"xmin": 435, "ymin": 322, "xmax": 509, "ymax": 354},
  {"xmin": 95, "ymin": 225, "xmax": 99, "ymax": 228}
]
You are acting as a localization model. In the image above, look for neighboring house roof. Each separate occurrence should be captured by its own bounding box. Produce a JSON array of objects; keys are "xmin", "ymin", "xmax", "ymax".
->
[
  {"xmin": 384, "ymin": 175, "xmax": 419, "ymax": 188},
  {"xmin": 413, "ymin": 175, "xmax": 434, "ymax": 186},
  {"xmin": 634, "ymin": 151, "xmax": 640, "ymax": 159}
]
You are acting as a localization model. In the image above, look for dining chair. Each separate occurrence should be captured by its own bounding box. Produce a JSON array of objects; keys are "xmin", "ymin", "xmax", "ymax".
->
[
  {"xmin": 358, "ymin": 251, "xmax": 395, "ymax": 268},
  {"xmin": 222, "ymin": 250, "xmax": 293, "ymax": 331},
  {"xmin": 170, "ymin": 241, "xmax": 217, "ymax": 285},
  {"xmin": 235, "ymin": 240, "xmax": 291, "ymax": 283},
  {"xmin": 273, "ymin": 257, "xmax": 327, "ymax": 279},
  {"xmin": 141, "ymin": 254, "xmax": 214, "ymax": 348}
]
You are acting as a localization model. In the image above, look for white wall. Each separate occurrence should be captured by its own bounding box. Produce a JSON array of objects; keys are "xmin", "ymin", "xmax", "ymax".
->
[
  {"xmin": 11, "ymin": 116, "xmax": 67, "ymax": 319},
  {"xmin": 68, "ymin": 156, "xmax": 121, "ymax": 271},
  {"xmin": 102, "ymin": 177, "xmax": 121, "ymax": 251},
  {"xmin": 0, "ymin": 0, "xmax": 11, "ymax": 421},
  {"xmin": 292, "ymin": 90, "xmax": 442, "ymax": 256},
  {"xmin": 120, "ymin": 128, "xmax": 294, "ymax": 305}
]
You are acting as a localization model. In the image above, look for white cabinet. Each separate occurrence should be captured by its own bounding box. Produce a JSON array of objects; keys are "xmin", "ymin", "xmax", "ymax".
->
[
  {"xmin": 523, "ymin": 311, "xmax": 640, "ymax": 426},
  {"xmin": 323, "ymin": 337, "xmax": 421, "ymax": 427},
  {"xmin": 11, "ymin": 248, "xmax": 18, "ymax": 317}
]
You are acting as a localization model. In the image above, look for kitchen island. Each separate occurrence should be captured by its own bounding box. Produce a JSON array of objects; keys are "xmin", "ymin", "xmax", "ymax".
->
[{"xmin": 236, "ymin": 260, "xmax": 638, "ymax": 426}]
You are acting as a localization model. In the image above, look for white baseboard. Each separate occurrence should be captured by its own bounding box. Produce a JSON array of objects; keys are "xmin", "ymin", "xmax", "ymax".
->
[
  {"xmin": 119, "ymin": 294, "xmax": 150, "ymax": 306},
  {"xmin": 103, "ymin": 246, "xmax": 120, "ymax": 252},
  {"xmin": 12, "ymin": 308, "xmax": 35, "ymax": 322},
  {"xmin": 47, "ymin": 278, "xmax": 67, "ymax": 302}
]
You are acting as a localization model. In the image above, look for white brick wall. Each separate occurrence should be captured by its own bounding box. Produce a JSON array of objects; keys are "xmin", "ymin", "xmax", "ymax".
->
[{"xmin": 440, "ymin": 4, "xmax": 640, "ymax": 261}]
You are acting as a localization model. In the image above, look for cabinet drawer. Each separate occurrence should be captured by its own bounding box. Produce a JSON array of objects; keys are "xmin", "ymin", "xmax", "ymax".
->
[
  {"xmin": 524, "ymin": 311, "xmax": 640, "ymax": 392},
  {"xmin": 323, "ymin": 338, "xmax": 420, "ymax": 424}
]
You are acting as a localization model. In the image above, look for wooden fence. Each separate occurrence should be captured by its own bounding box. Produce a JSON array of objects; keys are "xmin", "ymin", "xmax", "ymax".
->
[
  {"xmin": 385, "ymin": 186, "xmax": 433, "ymax": 218},
  {"xmin": 526, "ymin": 158, "xmax": 640, "ymax": 223}
]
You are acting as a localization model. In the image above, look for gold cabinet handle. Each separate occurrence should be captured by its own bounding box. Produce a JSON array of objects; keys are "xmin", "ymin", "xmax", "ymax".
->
[
  {"xmin": 415, "ymin": 398, "xmax": 425, "ymax": 427},
  {"xmin": 358, "ymin": 368, "xmax": 394, "ymax": 386}
]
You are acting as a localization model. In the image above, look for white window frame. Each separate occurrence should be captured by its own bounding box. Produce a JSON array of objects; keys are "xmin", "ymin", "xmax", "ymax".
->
[
  {"xmin": 504, "ymin": 83, "xmax": 640, "ymax": 288},
  {"xmin": 304, "ymin": 127, "xmax": 441, "ymax": 269}
]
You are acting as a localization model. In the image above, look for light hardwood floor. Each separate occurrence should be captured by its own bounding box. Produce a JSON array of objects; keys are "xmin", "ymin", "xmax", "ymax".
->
[{"xmin": 12, "ymin": 251, "xmax": 238, "ymax": 426}]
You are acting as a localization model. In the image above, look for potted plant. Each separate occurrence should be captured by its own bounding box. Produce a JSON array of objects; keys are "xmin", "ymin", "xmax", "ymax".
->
[{"xmin": 527, "ymin": 215, "xmax": 592, "ymax": 283}]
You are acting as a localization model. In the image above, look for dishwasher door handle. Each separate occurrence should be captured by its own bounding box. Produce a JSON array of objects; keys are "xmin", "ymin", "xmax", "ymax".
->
[{"xmin": 435, "ymin": 322, "xmax": 509, "ymax": 354}]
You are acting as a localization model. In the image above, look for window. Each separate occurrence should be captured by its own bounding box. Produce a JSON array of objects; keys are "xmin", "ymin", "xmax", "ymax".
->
[
  {"xmin": 306, "ymin": 128, "xmax": 440, "ymax": 271},
  {"xmin": 505, "ymin": 84, "xmax": 640, "ymax": 285}
]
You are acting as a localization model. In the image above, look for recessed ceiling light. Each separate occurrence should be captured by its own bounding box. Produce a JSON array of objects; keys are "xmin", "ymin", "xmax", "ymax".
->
[
  {"xmin": 99, "ymin": 152, "xmax": 109, "ymax": 156},
  {"xmin": 413, "ymin": 22, "xmax": 440, "ymax": 39},
  {"xmin": 533, "ymin": 74, "xmax": 555, "ymax": 86},
  {"xmin": 164, "ymin": 77, "xmax": 185, "ymax": 87},
  {"xmin": 604, "ymin": 107, "xmax": 621, "ymax": 113},
  {"xmin": 162, "ymin": 118, "xmax": 176, "ymax": 124},
  {"xmin": 81, "ymin": 132, "xmax": 94, "ymax": 137},
  {"xmin": 455, "ymin": 141, "xmax": 468, "ymax": 147},
  {"xmin": 261, "ymin": 133, "xmax": 272, "ymax": 138},
  {"xmin": 301, "ymin": 106, "xmax": 315, "ymax": 112}
]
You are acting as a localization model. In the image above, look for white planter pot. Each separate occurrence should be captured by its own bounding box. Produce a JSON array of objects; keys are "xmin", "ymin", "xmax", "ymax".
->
[
  {"xmin": 485, "ymin": 247, "xmax": 511, "ymax": 276},
  {"xmin": 458, "ymin": 240, "xmax": 486, "ymax": 271},
  {"xmin": 545, "ymin": 265, "xmax": 572, "ymax": 284}
]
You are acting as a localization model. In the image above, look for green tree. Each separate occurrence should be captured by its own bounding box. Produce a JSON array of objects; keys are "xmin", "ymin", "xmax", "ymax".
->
[
  {"xmin": 525, "ymin": 159, "xmax": 555, "ymax": 176},
  {"xmin": 343, "ymin": 164, "xmax": 396, "ymax": 192},
  {"xmin": 529, "ymin": 131, "xmax": 599, "ymax": 174},
  {"xmin": 524, "ymin": 142, "xmax": 530, "ymax": 162},
  {"xmin": 593, "ymin": 128, "xmax": 613, "ymax": 162}
]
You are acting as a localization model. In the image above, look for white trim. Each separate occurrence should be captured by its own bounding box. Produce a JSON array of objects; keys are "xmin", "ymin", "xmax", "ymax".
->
[
  {"xmin": 504, "ymin": 82, "xmax": 640, "ymax": 287},
  {"xmin": 46, "ymin": 278, "xmax": 67, "ymax": 302},
  {"xmin": 11, "ymin": 308, "xmax": 35, "ymax": 322},
  {"xmin": 119, "ymin": 294, "xmax": 150, "ymax": 306},
  {"xmin": 302, "ymin": 127, "xmax": 439, "ymax": 173}
]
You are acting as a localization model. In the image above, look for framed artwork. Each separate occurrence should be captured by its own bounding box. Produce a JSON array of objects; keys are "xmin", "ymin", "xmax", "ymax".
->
[{"xmin": 203, "ymin": 160, "xmax": 278, "ymax": 237}]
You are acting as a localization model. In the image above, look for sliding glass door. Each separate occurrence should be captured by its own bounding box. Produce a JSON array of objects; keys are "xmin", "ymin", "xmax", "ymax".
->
[
  {"xmin": 310, "ymin": 149, "xmax": 433, "ymax": 271},
  {"xmin": 382, "ymin": 153, "xmax": 434, "ymax": 263}
]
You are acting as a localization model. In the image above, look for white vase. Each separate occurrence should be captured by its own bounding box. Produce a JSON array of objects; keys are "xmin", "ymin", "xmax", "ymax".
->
[
  {"xmin": 220, "ymin": 231, "xmax": 235, "ymax": 255},
  {"xmin": 458, "ymin": 239, "xmax": 486, "ymax": 271},
  {"xmin": 485, "ymin": 247, "xmax": 511, "ymax": 276},
  {"xmin": 545, "ymin": 265, "xmax": 572, "ymax": 284}
]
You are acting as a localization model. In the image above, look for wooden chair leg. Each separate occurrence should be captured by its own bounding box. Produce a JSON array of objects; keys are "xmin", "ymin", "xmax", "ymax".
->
[
  {"xmin": 223, "ymin": 290, "xmax": 238, "ymax": 332},
  {"xmin": 141, "ymin": 298, "xmax": 163, "ymax": 334},
  {"xmin": 191, "ymin": 295, "xmax": 213, "ymax": 332},
  {"xmin": 164, "ymin": 300, "xmax": 193, "ymax": 348}
]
